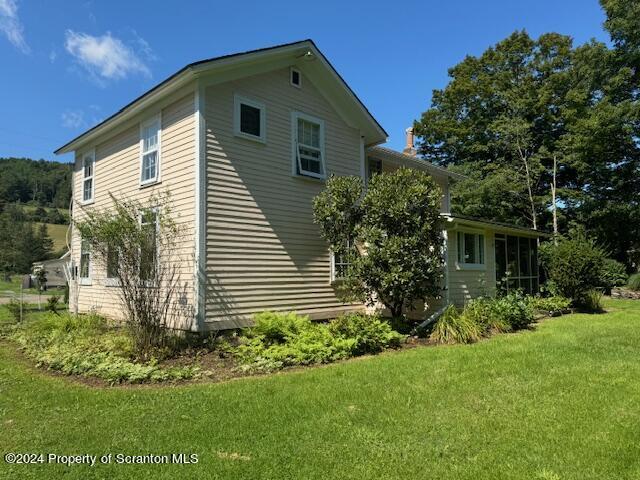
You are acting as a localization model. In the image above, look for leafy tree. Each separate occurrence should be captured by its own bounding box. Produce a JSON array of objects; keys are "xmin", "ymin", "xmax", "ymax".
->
[
  {"xmin": 76, "ymin": 193, "xmax": 192, "ymax": 359},
  {"xmin": 313, "ymin": 168, "xmax": 444, "ymax": 318}
]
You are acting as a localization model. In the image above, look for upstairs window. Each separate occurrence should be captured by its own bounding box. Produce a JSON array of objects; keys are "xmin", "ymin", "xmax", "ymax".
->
[
  {"xmin": 140, "ymin": 115, "xmax": 160, "ymax": 185},
  {"xmin": 234, "ymin": 95, "xmax": 266, "ymax": 142},
  {"xmin": 457, "ymin": 231, "xmax": 485, "ymax": 266},
  {"xmin": 82, "ymin": 150, "xmax": 95, "ymax": 203},
  {"xmin": 293, "ymin": 112, "xmax": 325, "ymax": 179},
  {"xmin": 290, "ymin": 67, "xmax": 301, "ymax": 87}
]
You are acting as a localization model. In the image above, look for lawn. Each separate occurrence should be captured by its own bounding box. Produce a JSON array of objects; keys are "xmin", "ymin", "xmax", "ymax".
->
[
  {"xmin": 38, "ymin": 222, "xmax": 68, "ymax": 252},
  {"xmin": 2, "ymin": 299, "xmax": 640, "ymax": 479},
  {"xmin": 0, "ymin": 276, "xmax": 60, "ymax": 296}
]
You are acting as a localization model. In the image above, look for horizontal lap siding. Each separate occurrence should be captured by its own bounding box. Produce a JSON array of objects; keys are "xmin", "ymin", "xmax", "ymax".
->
[
  {"xmin": 204, "ymin": 67, "xmax": 362, "ymax": 328},
  {"xmin": 447, "ymin": 230, "xmax": 497, "ymax": 307},
  {"xmin": 70, "ymin": 93, "xmax": 196, "ymax": 329}
]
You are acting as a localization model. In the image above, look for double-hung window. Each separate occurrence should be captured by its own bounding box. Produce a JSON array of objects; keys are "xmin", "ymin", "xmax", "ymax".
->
[
  {"xmin": 293, "ymin": 112, "xmax": 325, "ymax": 179},
  {"xmin": 79, "ymin": 239, "xmax": 91, "ymax": 285},
  {"xmin": 140, "ymin": 210, "xmax": 158, "ymax": 282},
  {"xmin": 331, "ymin": 239, "xmax": 355, "ymax": 282},
  {"xmin": 457, "ymin": 231, "xmax": 485, "ymax": 268},
  {"xmin": 81, "ymin": 150, "xmax": 95, "ymax": 203},
  {"xmin": 106, "ymin": 246, "xmax": 119, "ymax": 285},
  {"xmin": 140, "ymin": 115, "xmax": 160, "ymax": 185},
  {"xmin": 234, "ymin": 95, "xmax": 266, "ymax": 142}
]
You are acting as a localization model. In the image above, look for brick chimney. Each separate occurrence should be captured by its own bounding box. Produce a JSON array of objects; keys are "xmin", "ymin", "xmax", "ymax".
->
[{"xmin": 403, "ymin": 127, "xmax": 417, "ymax": 156}]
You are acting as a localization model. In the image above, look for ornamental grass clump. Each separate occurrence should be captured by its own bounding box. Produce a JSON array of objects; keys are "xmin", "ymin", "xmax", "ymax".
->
[{"xmin": 429, "ymin": 306, "xmax": 482, "ymax": 345}]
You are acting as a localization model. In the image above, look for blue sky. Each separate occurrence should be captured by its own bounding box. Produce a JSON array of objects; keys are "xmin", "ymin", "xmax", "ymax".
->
[{"xmin": 0, "ymin": 0, "xmax": 610, "ymax": 163}]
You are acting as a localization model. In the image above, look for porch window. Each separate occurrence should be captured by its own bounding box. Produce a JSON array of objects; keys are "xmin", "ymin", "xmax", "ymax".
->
[
  {"xmin": 293, "ymin": 112, "xmax": 325, "ymax": 179},
  {"xmin": 457, "ymin": 232, "xmax": 485, "ymax": 266},
  {"xmin": 140, "ymin": 115, "xmax": 160, "ymax": 185},
  {"xmin": 495, "ymin": 234, "xmax": 538, "ymax": 294}
]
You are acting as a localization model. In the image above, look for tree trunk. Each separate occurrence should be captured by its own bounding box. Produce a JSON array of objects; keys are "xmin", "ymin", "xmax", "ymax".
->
[
  {"xmin": 551, "ymin": 154, "xmax": 559, "ymax": 245},
  {"xmin": 516, "ymin": 141, "xmax": 538, "ymax": 231}
]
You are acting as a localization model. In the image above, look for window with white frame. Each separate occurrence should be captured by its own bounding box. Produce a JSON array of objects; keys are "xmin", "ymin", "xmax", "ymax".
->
[
  {"xmin": 139, "ymin": 210, "xmax": 158, "ymax": 281},
  {"xmin": 82, "ymin": 150, "xmax": 95, "ymax": 203},
  {"xmin": 367, "ymin": 157, "xmax": 382, "ymax": 183},
  {"xmin": 293, "ymin": 112, "xmax": 325, "ymax": 179},
  {"xmin": 234, "ymin": 95, "xmax": 266, "ymax": 142},
  {"xmin": 79, "ymin": 239, "xmax": 91, "ymax": 284},
  {"xmin": 140, "ymin": 116, "xmax": 160, "ymax": 185},
  {"xmin": 331, "ymin": 239, "xmax": 354, "ymax": 282},
  {"xmin": 457, "ymin": 231, "xmax": 485, "ymax": 266},
  {"xmin": 106, "ymin": 246, "xmax": 119, "ymax": 280}
]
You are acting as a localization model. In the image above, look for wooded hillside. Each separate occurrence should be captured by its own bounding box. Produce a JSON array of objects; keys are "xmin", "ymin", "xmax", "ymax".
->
[{"xmin": 0, "ymin": 158, "xmax": 72, "ymax": 209}]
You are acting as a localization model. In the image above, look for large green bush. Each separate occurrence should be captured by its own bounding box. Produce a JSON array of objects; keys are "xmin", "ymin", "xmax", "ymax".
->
[
  {"xmin": 492, "ymin": 292, "xmax": 535, "ymax": 330},
  {"xmin": 600, "ymin": 259, "xmax": 628, "ymax": 291},
  {"xmin": 235, "ymin": 312, "xmax": 404, "ymax": 372},
  {"xmin": 9, "ymin": 312, "xmax": 199, "ymax": 384},
  {"xmin": 540, "ymin": 230, "xmax": 606, "ymax": 306}
]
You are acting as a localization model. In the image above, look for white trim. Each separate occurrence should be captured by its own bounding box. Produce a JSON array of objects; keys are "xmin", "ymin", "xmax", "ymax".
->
[
  {"xmin": 79, "ymin": 239, "xmax": 92, "ymax": 286},
  {"xmin": 139, "ymin": 113, "xmax": 162, "ymax": 186},
  {"xmin": 233, "ymin": 94, "xmax": 266, "ymax": 143},
  {"xmin": 194, "ymin": 84, "xmax": 206, "ymax": 331},
  {"xmin": 455, "ymin": 230, "xmax": 486, "ymax": 270},
  {"xmin": 442, "ymin": 229, "xmax": 450, "ymax": 304},
  {"xmin": 290, "ymin": 67, "xmax": 302, "ymax": 88},
  {"xmin": 291, "ymin": 111, "xmax": 326, "ymax": 180},
  {"xmin": 80, "ymin": 148, "xmax": 95, "ymax": 205}
]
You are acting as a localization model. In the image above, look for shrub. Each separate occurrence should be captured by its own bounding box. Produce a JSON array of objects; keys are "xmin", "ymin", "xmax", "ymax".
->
[
  {"xmin": 429, "ymin": 306, "xmax": 482, "ymax": 345},
  {"xmin": 540, "ymin": 230, "xmax": 606, "ymax": 306},
  {"xmin": 46, "ymin": 295, "xmax": 60, "ymax": 313},
  {"xmin": 234, "ymin": 311, "xmax": 404, "ymax": 372},
  {"xmin": 600, "ymin": 259, "xmax": 628, "ymax": 292},
  {"xmin": 527, "ymin": 295, "xmax": 571, "ymax": 316},
  {"xmin": 578, "ymin": 290, "xmax": 605, "ymax": 313},
  {"xmin": 9, "ymin": 312, "xmax": 199, "ymax": 384},
  {"xmin": 327, "ymin": 313, "xmax": 403, "ymax": 355},
  {"xmin": 6, "ymin": 299, "xmax": 22, "ymax": 323},
  {"xmin": 460, "ymin": 297, "xmax": 511, "ymax": 335},
  {"xmin": 628, "ymin": 273, "xmax": 640, "ymax": 291},
  {"xmin": 492, "ymin": 292, "xmax": 535, "ymax": 330}
]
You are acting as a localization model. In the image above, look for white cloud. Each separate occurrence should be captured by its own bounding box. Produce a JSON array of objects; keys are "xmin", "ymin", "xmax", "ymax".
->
[
  {"xmin": 49, "ymin": 49, "xmax": 57, "ymax": 63},
  {"xmin": 0, "ymin": 0, "xmax": 29, "ymax": 53},
  {"xmin": 64, "ymin": 30, "xmax": 151, "ymax": 81},
  {"xmin": 61, "ymin": 110, "xmax": 86, "ymax": 129}
]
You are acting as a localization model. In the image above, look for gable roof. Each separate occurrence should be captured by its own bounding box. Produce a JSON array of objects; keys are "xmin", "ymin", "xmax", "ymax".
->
[{"xmin": 55, "ymin": 39, "xmax": 388, "ymax": 155}]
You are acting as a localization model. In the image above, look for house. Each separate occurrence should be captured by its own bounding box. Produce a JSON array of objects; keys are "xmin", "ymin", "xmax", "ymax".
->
[
  {"xmin": 55, "ymin": 39, "xmax": 543, "ymax": 331},
  {"xmin": 32, "ymin": 251, "xmax": 70, "ymax": 288}
]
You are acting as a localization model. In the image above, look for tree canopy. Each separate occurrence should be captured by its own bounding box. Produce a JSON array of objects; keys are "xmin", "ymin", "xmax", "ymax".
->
[{"xmin": 414, "ymin": 1, "xmax": 640, "ymax": 268}]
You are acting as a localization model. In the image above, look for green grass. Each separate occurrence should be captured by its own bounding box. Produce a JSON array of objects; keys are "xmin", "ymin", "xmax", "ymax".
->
[
  {"xmin": 38, "ymin": 223, "xmax": 68, "ymax": 252},
  {"xmin": 0, "ymin": 276, "xmax": 60, "ymax": 296},
  {"xmin": 2, "ymin": 298, "xmax": 640, "ymax": 479}
]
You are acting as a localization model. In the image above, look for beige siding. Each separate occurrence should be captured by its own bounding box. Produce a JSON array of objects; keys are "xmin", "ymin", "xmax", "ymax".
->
[
  {"xmin": 446, "ymin": 229, "xmax": 497, "ymax": 307},
  {"xmin": 69, "ymin": 92, "xmax": 197, "ymax": 329},
  {"xmin": 203, "ymin": 67, "xmax": 364, "ymax": 329}
]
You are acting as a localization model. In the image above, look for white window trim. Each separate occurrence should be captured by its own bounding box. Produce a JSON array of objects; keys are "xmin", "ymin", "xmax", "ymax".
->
[
  {"xmin": 79, "ymin": 241, "xmax": 92, "ymax": 286},
  {"xmin": 233, "ymin": 94, "xmax": 266, "ymax": 143},
  {"xmin": 290, "ymin": 67, "xmax": 302, "ymax": 88},
  {"xmin": 80, "ymin": 148, "xmax": 95, "ymax": 205},
  {"xmin": 291, "ymin": 111, "xmax": 326, "ymax": 180},
  {"xmin": 139, "ymin": 208, "xmax": 160, "ymax": 286},
  {"xmin": 330, "ymin": 240, "xmax": 353, "ymax": 283},
  {"xmin": 455, "ymin": 230, "xmax": 486, "ymax": 271},
  {"xmin": 105, "ymin": 247, "xmax": 120, "ymax": 287},
  {"xmin": 139, "ymin": 113, "xmax": 162, "ymax": 187}
]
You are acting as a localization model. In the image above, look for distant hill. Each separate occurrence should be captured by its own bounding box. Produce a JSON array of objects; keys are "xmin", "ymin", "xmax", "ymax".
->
[{"xmin": 0, "ymin": 158, "xmax": 72, "ymax": 209}]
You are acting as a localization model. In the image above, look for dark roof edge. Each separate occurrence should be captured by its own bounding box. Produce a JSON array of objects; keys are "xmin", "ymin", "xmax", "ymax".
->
[{"xmin": 442, "ymin": 213, "xmax": 550, "ymax": 236}]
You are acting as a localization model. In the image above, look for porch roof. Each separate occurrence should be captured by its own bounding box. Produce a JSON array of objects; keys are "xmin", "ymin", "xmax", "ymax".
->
[{"xmin": 440, "ymin": 214, "xmax": 550, "ymax": 237}]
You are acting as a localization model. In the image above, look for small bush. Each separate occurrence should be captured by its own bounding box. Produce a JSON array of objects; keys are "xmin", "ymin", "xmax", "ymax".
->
[
  {"xmin": 540, "ymin": 230, "xmax": 606, "ymax": 306},
  {"xmin": 328, "ymin": 313, "xmax": 404, "ymax": 355},
  {"xmin": 46, "ymin": 295, "xmax": 60, "ymax": 313},
  {"xmin": 600, "ymin": 259, "xmax": 628, "ymax": 292},
  {"xmin": 577, "ymin": 290, "xmax": 605, "ymax": 313},
  {"xmin": 527, "ymin": 295, "xmax": 571, "ymax": 316},
  {"xmin": 9, "ymin": 312, "xmax": 199, "ymax": 384},
  {"xmin": 628, "ymin": 273, "xmax": 640, "ymax": 291},
  {"xmin": 6, "ymin": 299, "xmax": 22, "ymax": 323},
  {"xmin": 461, "ymin": 297, "xmax": 511, "ymax": 335},
  {"xmin": 492, "ymin": 292, "xmax": 535, "ymax": 330},
  {"xmin": 234, "ymin": 311, "xmax": 404, "ymax": 372},
  {"xmin": 429, "ymin": 306, "xmax": 482, "ymax": 345}
]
